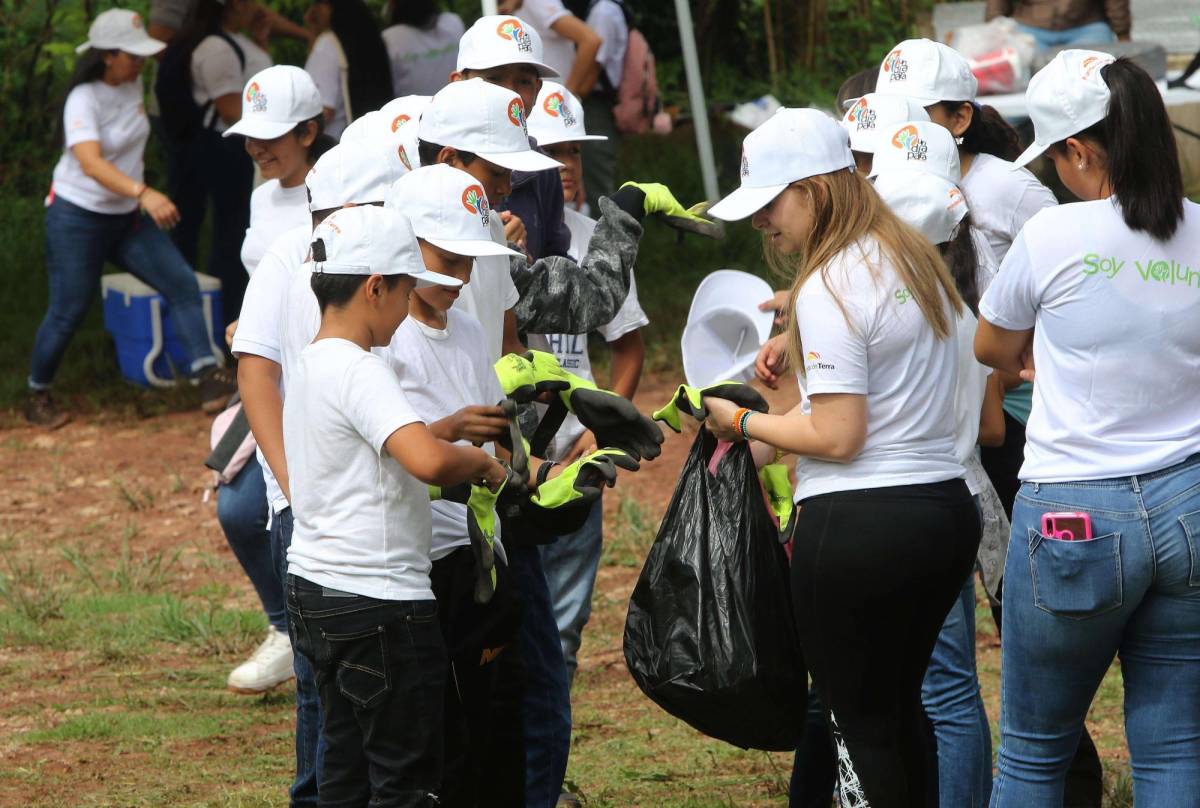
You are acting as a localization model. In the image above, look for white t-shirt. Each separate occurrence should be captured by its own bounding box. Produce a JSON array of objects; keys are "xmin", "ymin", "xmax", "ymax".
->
[
  {"xmin": 979, "ymin": 198, "xmax": 1200, "ymax": 482},
  {"xmin": 452, "ymin": 217, "xmax": 521, "ymax": 362},
  {"xmin": 52, "ymin": 80, "xmax": 149, "ymax": 215},
  {"xmin": 959, "ymin": 152, "xmax": 1057, "ymax": 263},
  {"xmin": 241, "ymin": 180, "xmax": 310, "ymax": 276},
  {"xmin": 191, "ymin": 32, "xmax": 272, "ymax": 134},
  {"xmin": 383, "ymin": 13, "xmax": 465, "ymax": 96},
  {"xmin": 587, "ymin": 0, "xmax": 628, "ymax": 89},
  {"xmin": 285, "ymin": 338, "xmax": 433, "ymax": 600},
  {"xmin": 385, "ymin": 310, "xmax": 507, "ymax": 561},
  {"xmin": 516, "ymin": 0, "xmax": 575, "ymax": 80},
  {"xmin": 951, "ymin": 233, "xmax": 998, "ymax": 496},
  {"xmin": 232, "ymin": 225, "xmax": 313, "ymax": 514},
  {"xmin": 305, "ymin": 32, "xmax": 350, "ymax": 139},
  {"xmin": 526, "ymin": 208, "xmax": 647, "ymax": 458},
  {"xmin": 791, "ymin": 238, "xmax": 963, "ymax": 500}
]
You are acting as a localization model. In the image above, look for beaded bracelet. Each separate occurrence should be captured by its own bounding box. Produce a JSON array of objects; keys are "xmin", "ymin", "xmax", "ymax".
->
[
  {"xmin": 731, "ymin": 407, "xmax": 750, "ymax": 439},
  {"xmin": 738, "ymin": 409, "xmax": 754, "ymax": 440}
]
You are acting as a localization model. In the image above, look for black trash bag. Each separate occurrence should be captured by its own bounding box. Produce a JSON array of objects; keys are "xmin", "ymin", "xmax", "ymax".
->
[{"xmin": 623, "ymin": 427, "xmax": 807, "ymax": 751}]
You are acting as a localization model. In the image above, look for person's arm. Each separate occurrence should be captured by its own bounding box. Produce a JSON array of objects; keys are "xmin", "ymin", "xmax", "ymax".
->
[
  {"xmin": 974, "ymin": 319, "xmax": 1035, "ymax": 381},
  {"xmin": 429, "ymin": 405, "xmax": 509, "ymax": 445},
  {"xmin": 553, "ymin": 14, "xmax": 603, "ymax": 99},
  {"xmin": 502, "ymin": 310, "xmax": 526, "ymax": 356},
  {"xmin": 978, "ymin": 373, "xmax": 1006, "ymax": 448},
  {"xmin": 71, "ymin": 142, "xmax": 180, "ymax": 229},
  {"xmin": 607, "ymin": 329, "xmax": 644, "ymax": 400},
  {"xmin": 385, "ymin": 422, "xmax": 507, "ymax": 488},
  {"xmin": 239, "ymin": 355, "xmax": 289, "ymax": 500},
  {"xmin": 1104, "ymin": 0, "xmax": 1132, "ymax": 40},
  {"xmin": 213, "ymin": 94, "xmax": 242, "ymax": 125},
  {"xmin": 704, "ymin": 394, "xmax": 868, "ymax": 463},
  {"xmin": 984, "ymin": 0, "xmax": 1014, "ymax": 22},
  {"xmin": 258, "ymin": 3, "xmax": 312, "ymax": 43}
]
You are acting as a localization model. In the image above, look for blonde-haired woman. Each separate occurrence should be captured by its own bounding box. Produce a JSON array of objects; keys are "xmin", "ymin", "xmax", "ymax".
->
[{"xmin": 706, "ymin": 108, "xmax": 981, "ymax": 807}]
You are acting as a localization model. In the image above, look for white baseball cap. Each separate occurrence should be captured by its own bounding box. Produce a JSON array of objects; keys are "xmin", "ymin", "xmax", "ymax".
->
[
  {"xmin": 456, "ymin": 15, "xmax": 560, "ymax": 78},
  {"xmin": 380, "ymin": 95, "xmax": 432, "ymax": 134},
  {"xmin": 869, "ymin": 120, "xmax": 961, "ymax": 183},
  {"xmin": 76, "ymin": 9, "xmax": 165, "ymax": 56},
  {"xmin": 840, "ymin": 93, "xmax": 930, "ymax": 153},
  {"xmin": 310, "ymin": 206, "xmax": 461, "ymax": 288},
  {"xmin": 875, "ymin": 39, "xmax": 977, "ymax": 106},
  {"xmin": 527, "ymin": 81, "xmax": 607, "ymax": 146},
  {"xmin": 708, "ymin": 108, "xmax": 854, "ymax": 222},
  {"xmin": 681, "ymin": 270, "xmax": 776, "ymax": 387},
  {"xmin": 1013, "ymin": 50, "xmax": 1115, "ymax": 169},
  {"xmin": 385, "ymin": 164, "xmax": 522, "ymax": 258},
  {"xmin": 419, "ymin": 79, "xmax": 561, "ymax": 173},
  {"xmin": 874, "ymin": 169, "xmax": 968, "ymax": 245},
  {"xmin": 306, "ymin": 137, "xmax": 408, "ymax": 212},
  {"xmin": 223, "ymin": 66, "xmax": 323, "ymax": 140}
]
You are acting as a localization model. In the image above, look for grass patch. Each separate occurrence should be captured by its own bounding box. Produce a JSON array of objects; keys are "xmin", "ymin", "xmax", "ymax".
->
[{"xmin": 62, "ymin": 524, "xmax": 181, "ymax": 595}]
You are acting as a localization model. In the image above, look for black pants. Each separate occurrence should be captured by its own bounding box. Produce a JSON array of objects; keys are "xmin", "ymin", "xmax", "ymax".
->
[
  {"xmin": 170, "ymin": 129, "xmax": 253, "ymax": 327},
  {"xmin": 287, "ymin": 575, "xmax": 445, "ymax": 808},
  {"xmin": 430, "ymin": 548, "xmax": 525, "ymax": 807},
  {"xmin": 791, "ymin": 480, "xmax": 981, "ymax": 808}
]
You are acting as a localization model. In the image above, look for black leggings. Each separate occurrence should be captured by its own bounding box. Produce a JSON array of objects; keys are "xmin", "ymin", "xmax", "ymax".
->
[{"xmin": 791, "ymin": 479, "xmax": 981, "ymax": 808}]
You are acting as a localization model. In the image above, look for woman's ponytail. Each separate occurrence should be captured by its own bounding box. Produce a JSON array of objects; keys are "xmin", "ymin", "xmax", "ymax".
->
[
  {"xmin": 935, "ymin": 101, "xmax": 1021, "ymax": 161},
  {"xmin": 938, "ymin": 213, "xmax": 980, "ymax": 317}
]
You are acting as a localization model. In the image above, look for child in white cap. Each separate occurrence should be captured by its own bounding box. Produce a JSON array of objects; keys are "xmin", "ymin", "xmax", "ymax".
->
[
  {"xmin": 283, "ymin": 204, "xmax": 506, "ymax": 806},
  {"xmin": 231, "ymin": 135, "xmax": 410, "ymax": 805},
  {"xmin": 525, "ymin": 81, "xmax": 647, "ymax": 685},
  {"xmin": 703, "ymin": 107, "xmax": 980, "ymax": 807},
  {"xmin": 976, "ymin": 52, "xmax": 1200, "ymax": 805}
]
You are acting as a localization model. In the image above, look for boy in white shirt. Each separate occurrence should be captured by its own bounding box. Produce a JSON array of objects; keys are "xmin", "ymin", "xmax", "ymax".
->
[
  {"xmin": 284, "ymin": 204, "xmax": 507, "ymax": 805},
  {"xmin": 526, "ymin": 81, "xmax": 646, "ymax": 684}
]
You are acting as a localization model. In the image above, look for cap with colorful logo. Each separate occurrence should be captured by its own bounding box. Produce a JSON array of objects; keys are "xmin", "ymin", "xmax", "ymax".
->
[
  {"xmin": 385, "ymin": 164, "xmax": 522, "ymax": 259},
  {"xmin": 76, "ymin": 9, "xmax": 165, "ymax": 56},
  {"xmin": 310, "ymin": 206, "xmax": 461, "ymax": 288},
  {"xmin": 840, "ymin": 93, "xmax": 931, "ymax": 153},
  {"xmin": 708, "ymin": 108, "xmax": 854, "ymax": 222},
  {"xmin": 1013, "ymin": 49, "xmax": 1114, "ymax": 169},
  {"xmin": 306, "ymin": 137, "xmax": 409, "ymax": 212},
  {"xmin": 869, "ymin": 120, "xmax": 961, "ymax": 184},
  {"xmin": 223, "ymin": 66, "xmax": 323, "ymax": 140},
  {"xmin": 380, "ymin": 95, "xmax": 433, "ymax": 134},
  {"xmin": 418, "ymin": 78, "xmax": 561, "ymax": 173},
  {"xmin": 527, "ymin": 81, "xmax": 607, "ymax": 146},
  {"xmin": 874, "ymin": 169, "xmax": 968, "ymax": 245},
  {"xmin": 456, "ymin": 14, "xmax": 559, "ymax": 78},
  {"xmin": 875, "ymin": 38, "xmax": 977, "ymax": 106}
]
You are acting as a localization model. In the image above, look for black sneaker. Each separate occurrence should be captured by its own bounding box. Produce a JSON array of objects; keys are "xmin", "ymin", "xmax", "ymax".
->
[
  {"xmin": 198, "ymin": 364, "xmax": 237, "ymax": 414},
  {"xmin": 24, "ymin": 390, "xmax": 70, "ymax": 430}
]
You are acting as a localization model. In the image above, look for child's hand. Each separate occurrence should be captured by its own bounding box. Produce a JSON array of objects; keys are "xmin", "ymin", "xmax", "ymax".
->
[
  {"xmin": 759, "ymin": 289, "xmax": 791, "ymax": 328},
  {"xmin": 448, "ymin": 405, "xmax": 509, "ymax": 445},
  {"xmin": 755, "ymin": 334, "xmax": 790, "ymax": 389},
  {"xmin": 481, "ymin": 456, "xmax": 509, "ymax": 492},
  {"xmin": 500, "ymin": 211, "xmax": 527, "ymax": 253}
]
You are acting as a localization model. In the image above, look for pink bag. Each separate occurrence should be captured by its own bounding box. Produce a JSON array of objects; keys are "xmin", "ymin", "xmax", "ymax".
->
[
  {"xmin": 206, "ymin": 401, "xmax": 257, "ymax": 486},
  {"xmin": 613, "ymin": 28, "xmax": 665, "ymax": 135}
]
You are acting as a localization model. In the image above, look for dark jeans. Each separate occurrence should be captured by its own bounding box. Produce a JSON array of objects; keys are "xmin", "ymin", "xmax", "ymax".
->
[
  {"xmin": 287, "ymin": 575, "xmax": 446, "ymax": 808},
  {"xmin": 508, "ymin": 544, "xmax": 572, "ymax": 808},
  {"xmin": 431, "ymin": 547, "xmax": 525, "ymax": 807},
  {"xmin": 171, "ymin": 130, "xmax": 253, "ymax": 326},
  {"xmin": 271, "ymin": 508, "xmax": 325, "ymax": 807},
  {"xmin": 31, "ymin": 196, "xmax": 217, "ymax": 388},
  {"xmin": 792, "ymin": 480, "xmax": 981, "ymax": 808},
  {"xmin": 216, "ymin": 455, "xmax": 285, "ymax": 631}
]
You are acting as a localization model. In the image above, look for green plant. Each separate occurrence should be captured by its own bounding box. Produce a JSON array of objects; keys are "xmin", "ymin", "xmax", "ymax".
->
[
  {"xmin": 62, "ymin": 524, "xmax": 181, "ymax": 595},
  {"xmin": 0, "ymin": 546, "xmax": 68, "ymax": 625},
  {"xmin": 154, "ymin": 595, "xmax": 262, "ymax": 658}
]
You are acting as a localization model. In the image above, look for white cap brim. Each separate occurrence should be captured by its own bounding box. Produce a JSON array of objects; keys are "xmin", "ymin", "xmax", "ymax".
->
[
  {"xmin": 222, "ymin": 118, "xmax": 299, "ymax": 140},
  {"xmin": 77, "ymin": 37, "xmax": 165, "ymax": 56},
  {"xmin": 707, "ymin": 183, "xmax": 788, "ymax": 221},
  {"xmin": 476, "ymin": 149, "xmax": 563, "ymax": 172},
  {"xmin": 460, "ymin": 56, "xmax": 560, "ymax": 79},
  {"xmin": 413, "ymin": 268, "xmax": 466, "ymax": 288},
  {"xmin": 425, "ymin": 236, "xmax": 522, "ymax": 258},
  {"xmin": 529, "ymin": 133, "xmax": 609, "ymax": 147},
  {"xmin": 1012, "ymin": 140, "xmax": 1050, "ymax": 170}
]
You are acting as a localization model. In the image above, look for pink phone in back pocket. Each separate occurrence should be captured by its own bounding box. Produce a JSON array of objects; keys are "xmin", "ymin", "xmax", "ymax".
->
[{"xmin": 1042, "ymin": 512, "xmax": 1094, "ymax": 541}]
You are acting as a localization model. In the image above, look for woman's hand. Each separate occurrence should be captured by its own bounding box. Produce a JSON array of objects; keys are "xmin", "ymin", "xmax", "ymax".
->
[
  {"xmin": 702, "ymin": 396, "xmax": 743, "ymax": 441},
  {"xmin": 759, "ymin": 289, "xmax": 791, "ymax": 328},
  {"xmin": 139, "ymin": 188, "xmax": 181, "ymax": 230},
  {"xmin": 755, "ymin": 334, "xmax": 790, "ymax": 389}
]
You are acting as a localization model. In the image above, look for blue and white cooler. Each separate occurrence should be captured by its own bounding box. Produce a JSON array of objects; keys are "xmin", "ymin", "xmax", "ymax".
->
[{"xmin": 100, "ymin": 272, "xmax": 224, "ymax": 387}]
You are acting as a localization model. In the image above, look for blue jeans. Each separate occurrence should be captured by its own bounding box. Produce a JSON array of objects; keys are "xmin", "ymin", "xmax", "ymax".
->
[
  {"xmin": 271, "ymin": 507, "xmax": 325, "ymax": 808},
  {"xmin": 30, "ymin": 196, "xmax": 216, "ymax": 388},
  {"xmin": 509, "ymin": 544, "xmax": 572, "ymax": 808},
  {"xmin": 923, "ymin": 577, "xmax": 993, "ymax": 808},
  {"xmin": 1018, "ymin": 21, "xmax": 1116, "ymax": 52},
  {"xmin": 992, "ymin": 454, "xmax": 1200, "ymax": 806},
  {"xmin": 216, "ymin": 455, "xmax": 285, "ymax": 631},
  {"xmin": 538, "ymin": 501, "xmax": 603, "ymax": 683}
]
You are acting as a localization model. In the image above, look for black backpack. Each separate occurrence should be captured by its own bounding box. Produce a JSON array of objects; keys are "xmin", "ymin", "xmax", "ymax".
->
[{"xmin": 155, "ymin": 30, "xmax": 244, "ymax": 142}]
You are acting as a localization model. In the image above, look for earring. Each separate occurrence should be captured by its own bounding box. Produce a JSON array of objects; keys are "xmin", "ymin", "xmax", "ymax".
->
[{"xmin": 1078, "ymin": 162, "xmax": 1087, "ymax": 171}]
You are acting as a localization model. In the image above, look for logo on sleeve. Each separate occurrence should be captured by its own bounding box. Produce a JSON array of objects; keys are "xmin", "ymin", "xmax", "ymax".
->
[
  {"xmin": 462, "ymin": 184, "xmax": 491, "ymax": 226},
  {"xmin": 847, "ymin": 98, "xmax": 876, "ymax": 131},
  {"xmin": 891, "ymin": 125, "xmax": 927, "ymax": 163},
  {"xmin": 496, "ymin": 18, "xmax": 533, "ymax": 53},
  {"xmin": 883, "ymin": 49, "xmax": 908, "ymax": 83},
  {"xmin": 398, "ymin": 144, "xmax": 412, "ymax": 171},
  {"xmin": 246, "ymin": 81, "xmax": 268, "ymax": 113},
  {"xmin": 542, "ymin": 92, "xmax": 576, "ymax": 127},
  {"xmin": 804, "ymin": 350, "xmax": 835, "ymax": 372},
  {"xmin": 390, "ymin": 114, "xmax": 410, "ymax": 132},
  {"xmin": 507, "ymin": 98, "xmax": 526, "ymax": 131}
]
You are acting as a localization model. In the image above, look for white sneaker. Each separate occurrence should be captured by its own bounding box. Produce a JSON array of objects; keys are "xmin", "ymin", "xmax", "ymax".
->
[{"xmin": 227, "ymin": 627, "xmax": 295, "ymax": 694}]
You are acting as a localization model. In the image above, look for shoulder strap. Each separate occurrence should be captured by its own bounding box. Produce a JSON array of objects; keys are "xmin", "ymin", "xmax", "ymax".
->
[{"xmin": 216, "ymin": 30, "xmax": 246, "ymax": 72}]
